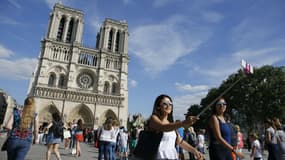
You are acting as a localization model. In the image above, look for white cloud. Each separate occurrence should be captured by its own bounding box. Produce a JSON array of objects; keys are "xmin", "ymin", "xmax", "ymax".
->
[
  {"xmin": 0, "ymin": 16, "xmax": 20, "ymax": 25},
  {"xmin": 201, "ymin": 10, "xmax": 224, "ymax": 23},
  {"xmin": 153, "ymin": 0, "xmax": 173, "ymax": 8},
  {"xmin": 173, "ymin": 92, "xmax": 207, "ymax": 120},
  {"xmin": 0, "ymin": 58, "xmax": 37, "ymax": 80},
  {"xmin": 90, "ymin": 18, "xmax": 101, "ymax": 32},
  {"xmin": 129, "ymin": 79, "xmax": 138, "ymax": 87},
  {"xmin": 44, "ymin": 0, "xmax": 70, "ymax": 9},
  {"xmin": 129, "ymin": 16, "xmax": 210, "ymax": 75},
  {"xmin": 0, "ymin": 45, "xmax": 37, "ymax": 84},
  {"xmin": 175, "ymin": 82, "xmax": 209, "ymax": 92},
  {"xmin": 0, "ymin": 45, "xmax": 14, "ymax": 58},
  {"xmin": 8, "ymin": 0, "xmax": 21, "ymax": 8},
  {"xmin": 232, "ymin": 47, "xmax": 285, "ymax": 67}
]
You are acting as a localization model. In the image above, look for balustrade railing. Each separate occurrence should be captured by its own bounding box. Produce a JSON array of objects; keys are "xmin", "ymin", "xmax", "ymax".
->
[{"xmin": 34, "ymin": 86, "xmax": 123, "ymax": 106}]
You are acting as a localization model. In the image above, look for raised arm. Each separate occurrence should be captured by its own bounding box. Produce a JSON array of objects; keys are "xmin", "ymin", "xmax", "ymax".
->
[{"xmin": 149, "ymin": 115, "xmax": 198, "ymax": 132}]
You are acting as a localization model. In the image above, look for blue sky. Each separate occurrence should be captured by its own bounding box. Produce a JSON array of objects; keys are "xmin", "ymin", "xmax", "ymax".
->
[{"xmin": 0, "ymin": 0, "xmax": 285, "ymax": 120}]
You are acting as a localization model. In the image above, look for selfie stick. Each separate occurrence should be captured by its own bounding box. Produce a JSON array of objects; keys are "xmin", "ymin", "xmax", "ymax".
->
[
  {"xmin": 196, "ymin": 77, "xmax": 242, "ymax": 118},
  {"xmin": 196, "ymin": 59, "xmax": 253, "ymax": 118}
]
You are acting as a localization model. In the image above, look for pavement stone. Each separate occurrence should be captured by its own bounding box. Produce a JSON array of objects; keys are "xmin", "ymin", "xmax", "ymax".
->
[{"xmin": 1, "ymin": 135, "xmax": 268, "ymax": 160}]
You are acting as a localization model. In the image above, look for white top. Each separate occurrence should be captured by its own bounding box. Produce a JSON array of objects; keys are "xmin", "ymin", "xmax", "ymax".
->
[
  {"xmin": 110, "ymin": 127, "xmax": 120, "ymax": 143},
  {"xmin": 99, "ymin": 128, "xmax": 113, "ymax": 142},
  {"xmin": 272, "ymin": 129, "xmax": 285, "ymax": 144},
  {"xmin": 252, "ymin": 139, "xmax": 262, "ymax": 158},
  {"xmin": 197, "ymin": 134, "xmax": 205, "ymax": 148},
  {"xmin": 119, "ymin": 131, "xmax": 128, "ymax": 148},
  {"xmin": 156, "ymin": 131, "xmax": 178, "ymax": 160}
]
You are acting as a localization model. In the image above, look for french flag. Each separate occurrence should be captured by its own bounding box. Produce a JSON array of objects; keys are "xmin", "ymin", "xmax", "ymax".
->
[{"xmin": 241, "ymin": 59, "xmax": 254, "ymax": 74}]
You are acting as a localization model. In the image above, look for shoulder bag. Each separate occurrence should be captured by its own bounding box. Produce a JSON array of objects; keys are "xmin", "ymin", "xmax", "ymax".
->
[{"xmin": 133, "ymin": 130, "xmax": 163, "ymax": 160}]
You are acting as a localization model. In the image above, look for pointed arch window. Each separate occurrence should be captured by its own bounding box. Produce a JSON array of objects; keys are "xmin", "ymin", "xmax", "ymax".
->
[
  {"xmin": 115, "ymin": 32, "xmax": 120, "ymax": 52},
  {"xmin": 108, "ymin": 30, "xmax": 113, "ymax": 50},
  {"xmin": 66, "ymin": 19, "xmax": 74, "ymax": 43},
  {"xmin": 111, "ymin": 83, "xmax": 117, "ymax": 95},
  {"xmin": 58, "ymin": 74, "xmax": 66, "ymax": 88},
  {"xmin": 104, "ymin": 82, "xmax": 110, "ymax": 94},
  {"xmin": 57, "ymin": 17, "xmax": 65, "ymax": 41},
  {"xmin": 48, "ymin": 73, "xmax": 56, "ymax": 87}
]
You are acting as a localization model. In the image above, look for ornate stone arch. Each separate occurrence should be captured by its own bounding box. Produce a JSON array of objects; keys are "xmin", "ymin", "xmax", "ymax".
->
[
  {"xmin": 98, "ymin": 109, "xmax": 118, "ymax": 126},
  {"xmin": 67, "ymin": 103, "xmax": 94, "ymax": 128}
]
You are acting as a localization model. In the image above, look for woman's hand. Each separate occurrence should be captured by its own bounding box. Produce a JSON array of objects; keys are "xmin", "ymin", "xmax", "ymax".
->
[
  {"xmin": 193, "ymin": 150, "xmax": 204, "ymax": 160},
  {"xmin": 236, "ymin": 151, "xmax": 245, "ymax": 159}
]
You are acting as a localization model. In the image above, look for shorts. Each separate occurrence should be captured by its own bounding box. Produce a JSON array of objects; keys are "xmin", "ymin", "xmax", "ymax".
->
[{"xmin": 75, "ymin": 134, "xmax": 83, "ymax": 142}]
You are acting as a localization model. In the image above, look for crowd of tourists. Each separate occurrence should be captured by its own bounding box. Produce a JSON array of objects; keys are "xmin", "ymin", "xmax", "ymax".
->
[{"xmin": 0, "ymin": 95, "xmax": 285, "ymax": 160}]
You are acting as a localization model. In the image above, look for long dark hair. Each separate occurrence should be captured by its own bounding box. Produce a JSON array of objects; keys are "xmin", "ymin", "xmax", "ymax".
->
[
  {"xmin": 52, "ymin": 112, "xmax": 61, "ymax": 122},
  {"xmin": 211, "ymin": 97, "xmax": 226, "ymax": 115},
  {"xmin": 77, "ymin": 119, "xmax": 83, "ymax": 130},
  {"xmin": 151, "ymin": 94, "xmax": 174, "ymax": 123}
]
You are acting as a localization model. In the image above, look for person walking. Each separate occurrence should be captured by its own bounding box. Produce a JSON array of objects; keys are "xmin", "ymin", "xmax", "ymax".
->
[
  {"xmin": 272, "ymin": 119, "xmax": 285, "ymax": 159},
  {"xmin": 265, "ymin": 118, "xmax": 278, "ymax": 160},
  {"xmin": 5, "ymin": 96, "xmax": 38, "ymax": 160},
  {"xmin": 98, "ymin": 117, "xmax": 114, "ymax": 160},
  {"xmin": 45, "ymin": 112, "xmax": 63, "ymax": 160},
  {"xmin": 0, "ymin": 92, "xmax": 8, "ymax": 129},
  {"xmin": 74, "ymin": 119, "xmax": 84, "ymax": 157},
  {"xmin": 110, "ymin": 119, "xmax": 120, "ymax": 160},
  {"xmin": 186, "ymin": 126, "xmax": 197, "ymax": 160},
  {"xmin": 208, "ymin": 98, "xmax": 244, "ymax": 160},
  {"xmin": 196, "ymin": 129, "xmax": 206, "ymax": 154},
  {"xmin": 146, "ymin": 94, "xmax": 203, "ymax": 160},
  {"xmin": 249, "ymin": 132, "xmax": 263, "ymax": 160},
  {"xmin": 236, "ymin": 125, "xmax": 244, "ymax": 160}
]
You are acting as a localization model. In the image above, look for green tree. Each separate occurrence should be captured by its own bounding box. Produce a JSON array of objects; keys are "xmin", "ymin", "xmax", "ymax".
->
[{"xmin": 186, "ymin": 65, "xmax": 285, "ymax": 133}]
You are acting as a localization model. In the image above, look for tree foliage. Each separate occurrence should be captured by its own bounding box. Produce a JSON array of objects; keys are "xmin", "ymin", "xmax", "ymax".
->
[{"xmin": 186, "ymin": 65, "xmax": 285, "ymax": 133}]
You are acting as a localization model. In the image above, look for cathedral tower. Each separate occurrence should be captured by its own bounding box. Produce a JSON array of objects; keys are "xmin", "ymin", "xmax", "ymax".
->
[{"xmin": 28, "ymin": 3, "xmax": 129, "ymax": 128}]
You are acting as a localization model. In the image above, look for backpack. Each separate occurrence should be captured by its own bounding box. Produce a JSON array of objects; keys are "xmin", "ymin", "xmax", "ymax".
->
[
  {"xmin": 187, "ymin": 132, "xmax": 197, "ymax": 146},
  {"xmin": 53, "ymin": 121, "xmax": 63, "ymax": 138}
]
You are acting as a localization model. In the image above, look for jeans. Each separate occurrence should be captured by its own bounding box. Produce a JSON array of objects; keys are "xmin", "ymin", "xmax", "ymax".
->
[
  {"xmin": 111, "ymin": 142, "xmax": 116, "ymax": 160},
  {"xmin": 6, "ymin": 138, "xmax": 31, "ymax": 160},
  {"xmin": 98, "ymin": 141, "xmax": 112, "ymax": 160}
]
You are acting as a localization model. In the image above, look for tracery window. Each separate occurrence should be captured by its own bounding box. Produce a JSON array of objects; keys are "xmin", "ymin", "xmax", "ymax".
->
[
  {"xmin": 48, "ymin": 73, "xmax": 56, "ymax": 87},
  {"xmin": 58, "ymin": 74, "xmax": 65, "ymax": 88},
  {"xmin": 104, "ymin": 82, "xmax": 110, "ymax": 94},
  {"xmin": 111, "ymin": 83, "xmax": 117, "ymax": 95}
]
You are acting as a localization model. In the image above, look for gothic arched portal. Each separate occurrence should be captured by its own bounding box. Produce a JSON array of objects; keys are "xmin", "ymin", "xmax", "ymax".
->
[
  {"xmin": 67, "ymin": 104, "xmax": 94, "ymax": 128},
  {"xmin": 98, "ymin": 109, "xmax": 118, "ymax": 126},
  {"xmin": 39, "ymin": 104, "xmax": 60, "ymax": 123}
]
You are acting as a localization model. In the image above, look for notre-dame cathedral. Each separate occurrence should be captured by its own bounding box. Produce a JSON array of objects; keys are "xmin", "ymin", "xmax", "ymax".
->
[{"xmin": 27, "ymin": 2, "xmax": 129, "ymax": 128}]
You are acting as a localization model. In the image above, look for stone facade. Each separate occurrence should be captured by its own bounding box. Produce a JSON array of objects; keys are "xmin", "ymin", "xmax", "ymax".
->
[{"xmin": 27, "ymin": 3, "xmax": 129, "ymax": 129}]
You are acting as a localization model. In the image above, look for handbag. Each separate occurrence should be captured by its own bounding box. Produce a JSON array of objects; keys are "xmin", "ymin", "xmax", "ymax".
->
[
  {"xmin": 94, "ymin": 128, "xmax": 102, "ymax": 148},
  {"xmin": 133, "ymin": 130, "xmax": 163, "ymax": 160},
  {"xmin": 1, "ymin": 138, "xmax": 8, "ymax": 151}
]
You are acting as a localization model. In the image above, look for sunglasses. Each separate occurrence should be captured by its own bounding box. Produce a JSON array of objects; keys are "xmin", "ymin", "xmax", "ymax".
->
[
  {"xmin": 161, "ymin": 102, "xmax": 173, "ymax": 108},
  {"xmin": 216, "ymin": 102, "xmax": 227, "ymax": 107}
]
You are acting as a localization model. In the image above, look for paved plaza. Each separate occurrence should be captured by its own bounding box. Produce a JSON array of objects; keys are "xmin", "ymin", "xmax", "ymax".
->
[{"xmin": 0, "ymin": 134, "xmax": 268, "ymax": 160}]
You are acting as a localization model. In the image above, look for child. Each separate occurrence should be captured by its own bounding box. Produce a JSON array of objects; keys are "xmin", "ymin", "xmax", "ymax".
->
[
  {"xmin": 249, "ymin": 133, "xmax": 263, "ymax": 160},
  {"xmin": 119, "ymin": 128, "xmax": 129, "ymax": 160}
]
